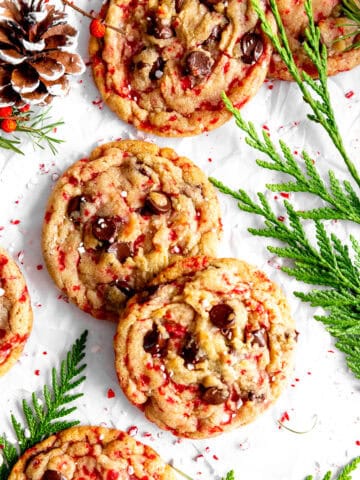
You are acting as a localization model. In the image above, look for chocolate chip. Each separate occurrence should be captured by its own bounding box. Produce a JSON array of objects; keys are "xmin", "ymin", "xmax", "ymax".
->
[
  {"xmin": 241, "ymin": 32, "xmax": 263, "ymax": 64},
  {"xmin": 185, "ymin": 50, "xmax": 212, "ymax": 77},
  {"xmin": 251, "ymin": 329, "xmax": 268, "ymax": 348},
  {"xmin": 92, "ymin": 217, "xmax": 116, "ymax": 242},
  {"xmin": 111, "ymin": 280, "xmax": 135, "ymax": 298},
  {"xmin": 143, "ymin": 324, "xmax": 167, "ymax": 355},
  {"xmin": 147, "ymin": 14, "xmax": 174, "ymax": 39},
  {"xmin": 200, "ymin": 0, "xmax": 222, "ymax": 8},
  {"xmin": 209, "ymin": 304, "xmax": 235, "ymax": 329},
  {"xmin": 201, "ymin": 386, "xmax": 229, "ymax": 405},
  {"xmin": 107, "ymin": 242, "xmax": 132, "ymax": 262},
  {"xmin": 149, "ymin": 57, "xmax": 165, "ymax": 80},
  {"xmin": 181, "ymin": 333, "xmax": 199, "ymax": 364},
  {"xmin": 145, "ymin": 191, "xmax": 171, "ymax": 214},
  {"xmin": 67, "ymin": 195, "xmax": 87, "ymax": 223},
  {"xmin": 137, "ymin": 285, "xmax": 159, "ymax": 304},
  {"xmin": 175, "ymin": 0, "xmax": 184, "ymax": 12},
  {"xmin": 42, "ymin": 471, "xmax": 67, "ymax": 480}
]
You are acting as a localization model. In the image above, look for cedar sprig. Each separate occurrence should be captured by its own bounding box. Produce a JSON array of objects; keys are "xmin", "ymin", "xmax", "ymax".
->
[
  {"xmin": 251, "ymin": 0, "xmax": 360, "ymax": 188},
  {"xmin": 0, "ymin": 107, "xmax": 64, "ymax": 156},
  {"xmin": 305, "ymin": 456, "xmax": 360, "ymax": 479},
  {"xmin": 220, "ymin": 94, "xmax": 360, "ymax": 223},
  {"xmin": 341, "ymin": 0, "xmax": 360, "ymax": 49},
  {"xmin": 210, "ymin": 177, "xmax": 360, "ymax": 378},
  {"xmin": 0, "ymin": 330, "xmax": 88, "ymax": 480}
]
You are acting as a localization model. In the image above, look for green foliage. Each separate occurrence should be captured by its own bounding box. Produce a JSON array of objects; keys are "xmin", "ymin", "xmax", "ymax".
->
[
  {"xmin": 305, "ymin": 457, "xmax": 360, "ymax": 479},
  {"xmin": 341, "ymin": 0, "xmax": 360, "ymax": 49},
  {"xmin": 222, "ymin": 471, "xmax": 235, "ymax": 480},
  {"xmin": 0, "ymin": 330, "xmax": 88, "ymax": 480},
  {"xmin": 211, "ymin": 0, "xmax": 360, "ymax": 379},
  {"xmin": 0, "ymin": 107, "xmax": 64, "ymax": 155}
]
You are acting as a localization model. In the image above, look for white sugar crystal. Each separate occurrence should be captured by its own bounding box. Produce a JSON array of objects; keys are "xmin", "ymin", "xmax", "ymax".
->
[
  {"xmin": 121, "ymin": 191, "xmax": 128, "ymax": 198},
  {"xmin": 0, "ymin": 288, "xmax": 4, "ymax": 297}
]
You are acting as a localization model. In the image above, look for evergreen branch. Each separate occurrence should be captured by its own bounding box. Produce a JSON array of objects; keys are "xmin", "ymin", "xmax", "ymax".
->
[
  {"xmin": 210, "ymin": 179, "xmax": 360, "ymax": 377},
  {"xmin": 0, "ymin": 136, "xmax": 24, "ymax": 155},
  {"xmin": 221, "ymin": 94, "xmax": 360, "ymax": 223},
  {"xmin": 0, "ymin": 330, "xmax": 88, "ymax": 480},
  {"xmin": 305, "ymin": 457, "xmax": 360, "ymax": 479},
  {"xmin": 0, "ymin": 107, "xmax": 64, "ymax": 156},
  {"xmin": 341, "ymin": 0, "xmax": 360, "ymax": 47},
  {"xmin": 251, "ymin": 0, "xmax": 360, "ymax": 188},
  {"xmin": 16, "ymin": 109, "xmax": 64, "ymax": 155}
]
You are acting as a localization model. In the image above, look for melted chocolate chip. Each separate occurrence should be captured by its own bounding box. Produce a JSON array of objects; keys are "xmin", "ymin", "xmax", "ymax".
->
[
  {"xmin": 149, "ymin": 57, "xmax": 165, "ymax": 80},
  {"xmin": 145, "ymin": 191, "xmax": 171, "ymax": 214},
  {"xmin": 185, "ymin": 50, "xmax": 212, "ymax": 77},
  {"xmin": 201, "ymin": 386, "xmax": 229, "ymax": 405},
  {"xmin": 107, "ymin": 242, "xmax": 132, "ymax": 262},
  {"xmin": 200, "ymin": 0, "xmax": 222, "ymax": 9},
  {"xmin": 251, "ymin": 328, "xmax": 268, "ymax": 348},
  {"xmin": 175, "ymin": 0, "xmax": 184, "ymax": 12},
  {"xmin": 137, "ymin": 285, "xmax": 159, "ymax": 304},
  {"xmin": 147, "ymin": 14, "xmax": 174, "ymax": 39},
  {"xmin": 111, "ymin": 280, "xmax": 135, "ymax": 298},
  {"xmin": 181, "ymin": 333, "xmax": 199, "ymax": 364},
  {"xmin": 241, "ymin": 32, "xmax": 263, "ymax": 64},
  {"xmin": 42, "ymin": 470, "xmax": 66, "ymax": 480},
  {"xmin": 92, "ymin": 217, "xmax": 116, "ymax": 242},
  {"xmin": 143, "ymin": 324, "xmax": 167, "ymax": 355},
  {"xmin": 209, "ymin": 304, "xmax": 235, "ymax": 329},
  {"xmin": 67, "ymin": 195, "xmax": 88, "ymax": 222},
  {"xmin": 243, "ymin": 391, "xmax": 265, "ymax": 402}
]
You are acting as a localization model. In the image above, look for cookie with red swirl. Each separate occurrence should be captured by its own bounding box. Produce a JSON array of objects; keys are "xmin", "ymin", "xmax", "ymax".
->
[
  {"xmin": 114, "ymin": 256, "xmax": 297, "ymax": 438},
  {"xmin": 0, "ymin": 247, "xmax": 32, "ymax": 376},
  {"xmin": 42, "ymin": 141, "xmax": 222, "ymax": 321},
  {"xmin": 8, "ymin": 426, "xmax": 175, "ymax": 480},
  {"xmin": 89, "ymin": 0, "xmax": 275, "ymax": 136}
]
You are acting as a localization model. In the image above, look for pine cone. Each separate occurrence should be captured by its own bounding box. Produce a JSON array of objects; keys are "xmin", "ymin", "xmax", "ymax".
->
[{"xmin": 0, "ymin": 0, "xmax": 85, "ymax": 107}]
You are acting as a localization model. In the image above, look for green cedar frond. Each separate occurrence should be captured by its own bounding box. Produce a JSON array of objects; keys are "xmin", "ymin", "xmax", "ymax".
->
[
  {"xmin": 250, "ymin": 0, "xmax": 360, "ymax": 188},
  {"xmin": 305, "ymin": 456, "xmax": 360, "ymax": 479},
  {"xmin": 0, "ymin": 330, "xmax": 88, "ymax": 480},
  {"xmin": 222, "ymin": 471, "xmax": 235, "ymax": 480}
]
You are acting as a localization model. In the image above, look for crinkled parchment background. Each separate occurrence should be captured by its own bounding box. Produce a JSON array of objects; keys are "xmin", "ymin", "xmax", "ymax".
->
[{"xmin": 0, "ymin": 2, "xmax": 360, "ymax": 479}]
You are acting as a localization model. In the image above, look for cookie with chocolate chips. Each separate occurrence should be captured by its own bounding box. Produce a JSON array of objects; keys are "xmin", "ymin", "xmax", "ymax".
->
[
  {"xmin": 0, "ymin": 247, "xmax": 33, "ymax": 376},
  {"xmin": 8, "ymin": 425, "xmax": 175, "ymax": 480},
  {"xmin": 269, "ymin": 0, "xmax": 360, "ymax": 80},
  {"xmin": 114, "ymin": 256, "xmax": 297, "ymax": 438},
  {"xmin": 89, "ymin": 0, "xmax": 275, "ymax": 136},
  {"xmin": 42, "ymin": 141, "xmax": 222, "ymax": 321}
]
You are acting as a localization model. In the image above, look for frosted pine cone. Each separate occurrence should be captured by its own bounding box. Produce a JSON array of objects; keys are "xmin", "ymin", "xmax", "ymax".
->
[{"xmin": 0, "ymin": 0, "xmax": 85, "ymax": 106}]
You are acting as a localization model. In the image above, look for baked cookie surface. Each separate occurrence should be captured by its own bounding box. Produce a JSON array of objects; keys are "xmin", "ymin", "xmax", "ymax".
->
[
  {"xmin": 114, "ymin": 256, "xmax": 297, "ymax": 438},
  {"xmin": 42, "ymin": 141, "xmax": 222, "ymax": 321},
  {"xmin": 89, "ymin": 0, "xmax": 274, "ymax": 136},
  {"xmin": 269, "ymin": 0, "xmax": 360, "ymax": 79},
  {"xmin": 8, "ymin": 425, "xmax": 175, "ymax": 480},
  {"xmin": 0, "ymin": 247, "xmax": 32, "ymax": 376}
]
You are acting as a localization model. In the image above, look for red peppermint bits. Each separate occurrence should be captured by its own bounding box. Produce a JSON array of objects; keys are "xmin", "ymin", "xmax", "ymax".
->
[
  {"xmin": 90, "ymin": 18, "xmax": 106, "ymax": 38},
  {"xmin": 1, "ymin": 118, "xmax": 17, "ymax": 133}
]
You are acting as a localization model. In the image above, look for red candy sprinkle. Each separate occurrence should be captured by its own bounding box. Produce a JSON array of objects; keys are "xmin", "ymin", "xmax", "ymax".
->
[
  {"xmin": 345, "ymin": 90, "xmax": 354, "ymax": 99},
  {"xmin": 34, "ymin": 369, "xmax": 40, "ymax": 376},
  {"xmin": 356, "ymin": 440, "xmax": 360, "ymax": 446},
  {"xmin": 107, "ymin": 388, "xmax": 115, "ymax": 398},
  {"xmin": 127, "ymin": 425, "xmax": 138, "ymax": 436}
]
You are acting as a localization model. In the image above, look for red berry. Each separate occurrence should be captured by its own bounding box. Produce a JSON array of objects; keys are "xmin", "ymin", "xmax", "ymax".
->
[
  {"xmin": 90, "ymin": 18, "xmax": 106, "ymax": 38},
  {"xmin": 1, "ymin": 119, "xmax": 17, "ymax": 133},
  {"xmin": 19, "ymin": 104, "xmax": 30, "ymax": 113},
  {"xmin": 0, "ymin": 106, "xmax": 13, "ymax": 118}
]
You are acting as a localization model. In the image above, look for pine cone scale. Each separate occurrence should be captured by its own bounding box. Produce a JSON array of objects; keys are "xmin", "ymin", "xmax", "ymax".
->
[
  {"xmin": 0, "ymin": 0, "xmax": 84, "ymax": 106},
  {"xmin": 11, "ymin": 64, "xmax": 39, "ymax": 94}
]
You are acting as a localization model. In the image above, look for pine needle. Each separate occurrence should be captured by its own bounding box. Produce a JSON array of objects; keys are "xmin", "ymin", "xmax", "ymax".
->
[{"xmin": 0, "ymin": 330, "xmax": 88, "ymax": 480}]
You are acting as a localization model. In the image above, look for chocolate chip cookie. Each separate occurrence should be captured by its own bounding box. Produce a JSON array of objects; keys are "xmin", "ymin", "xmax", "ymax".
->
[
  {"xmin": 114, "ymin": 256, "xmax": 297, "ymax": 438},
  {"xmin": 8, "ymin": 426, "xmax": 175, "ymax": 480},
  {"xmin": 0, "ymin": 247, "xmax": 33, "ymax": 376},
  {"xmin": 269, "ymin": 0, "xmax": 360, "ymax": 79},
  {"xmin": 89, "ymin": 0, "xmax": 275, "ymax": 136},
  {"xmin": 42, "ymin": 141, "xmax": 222, "ymax": 321}
]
